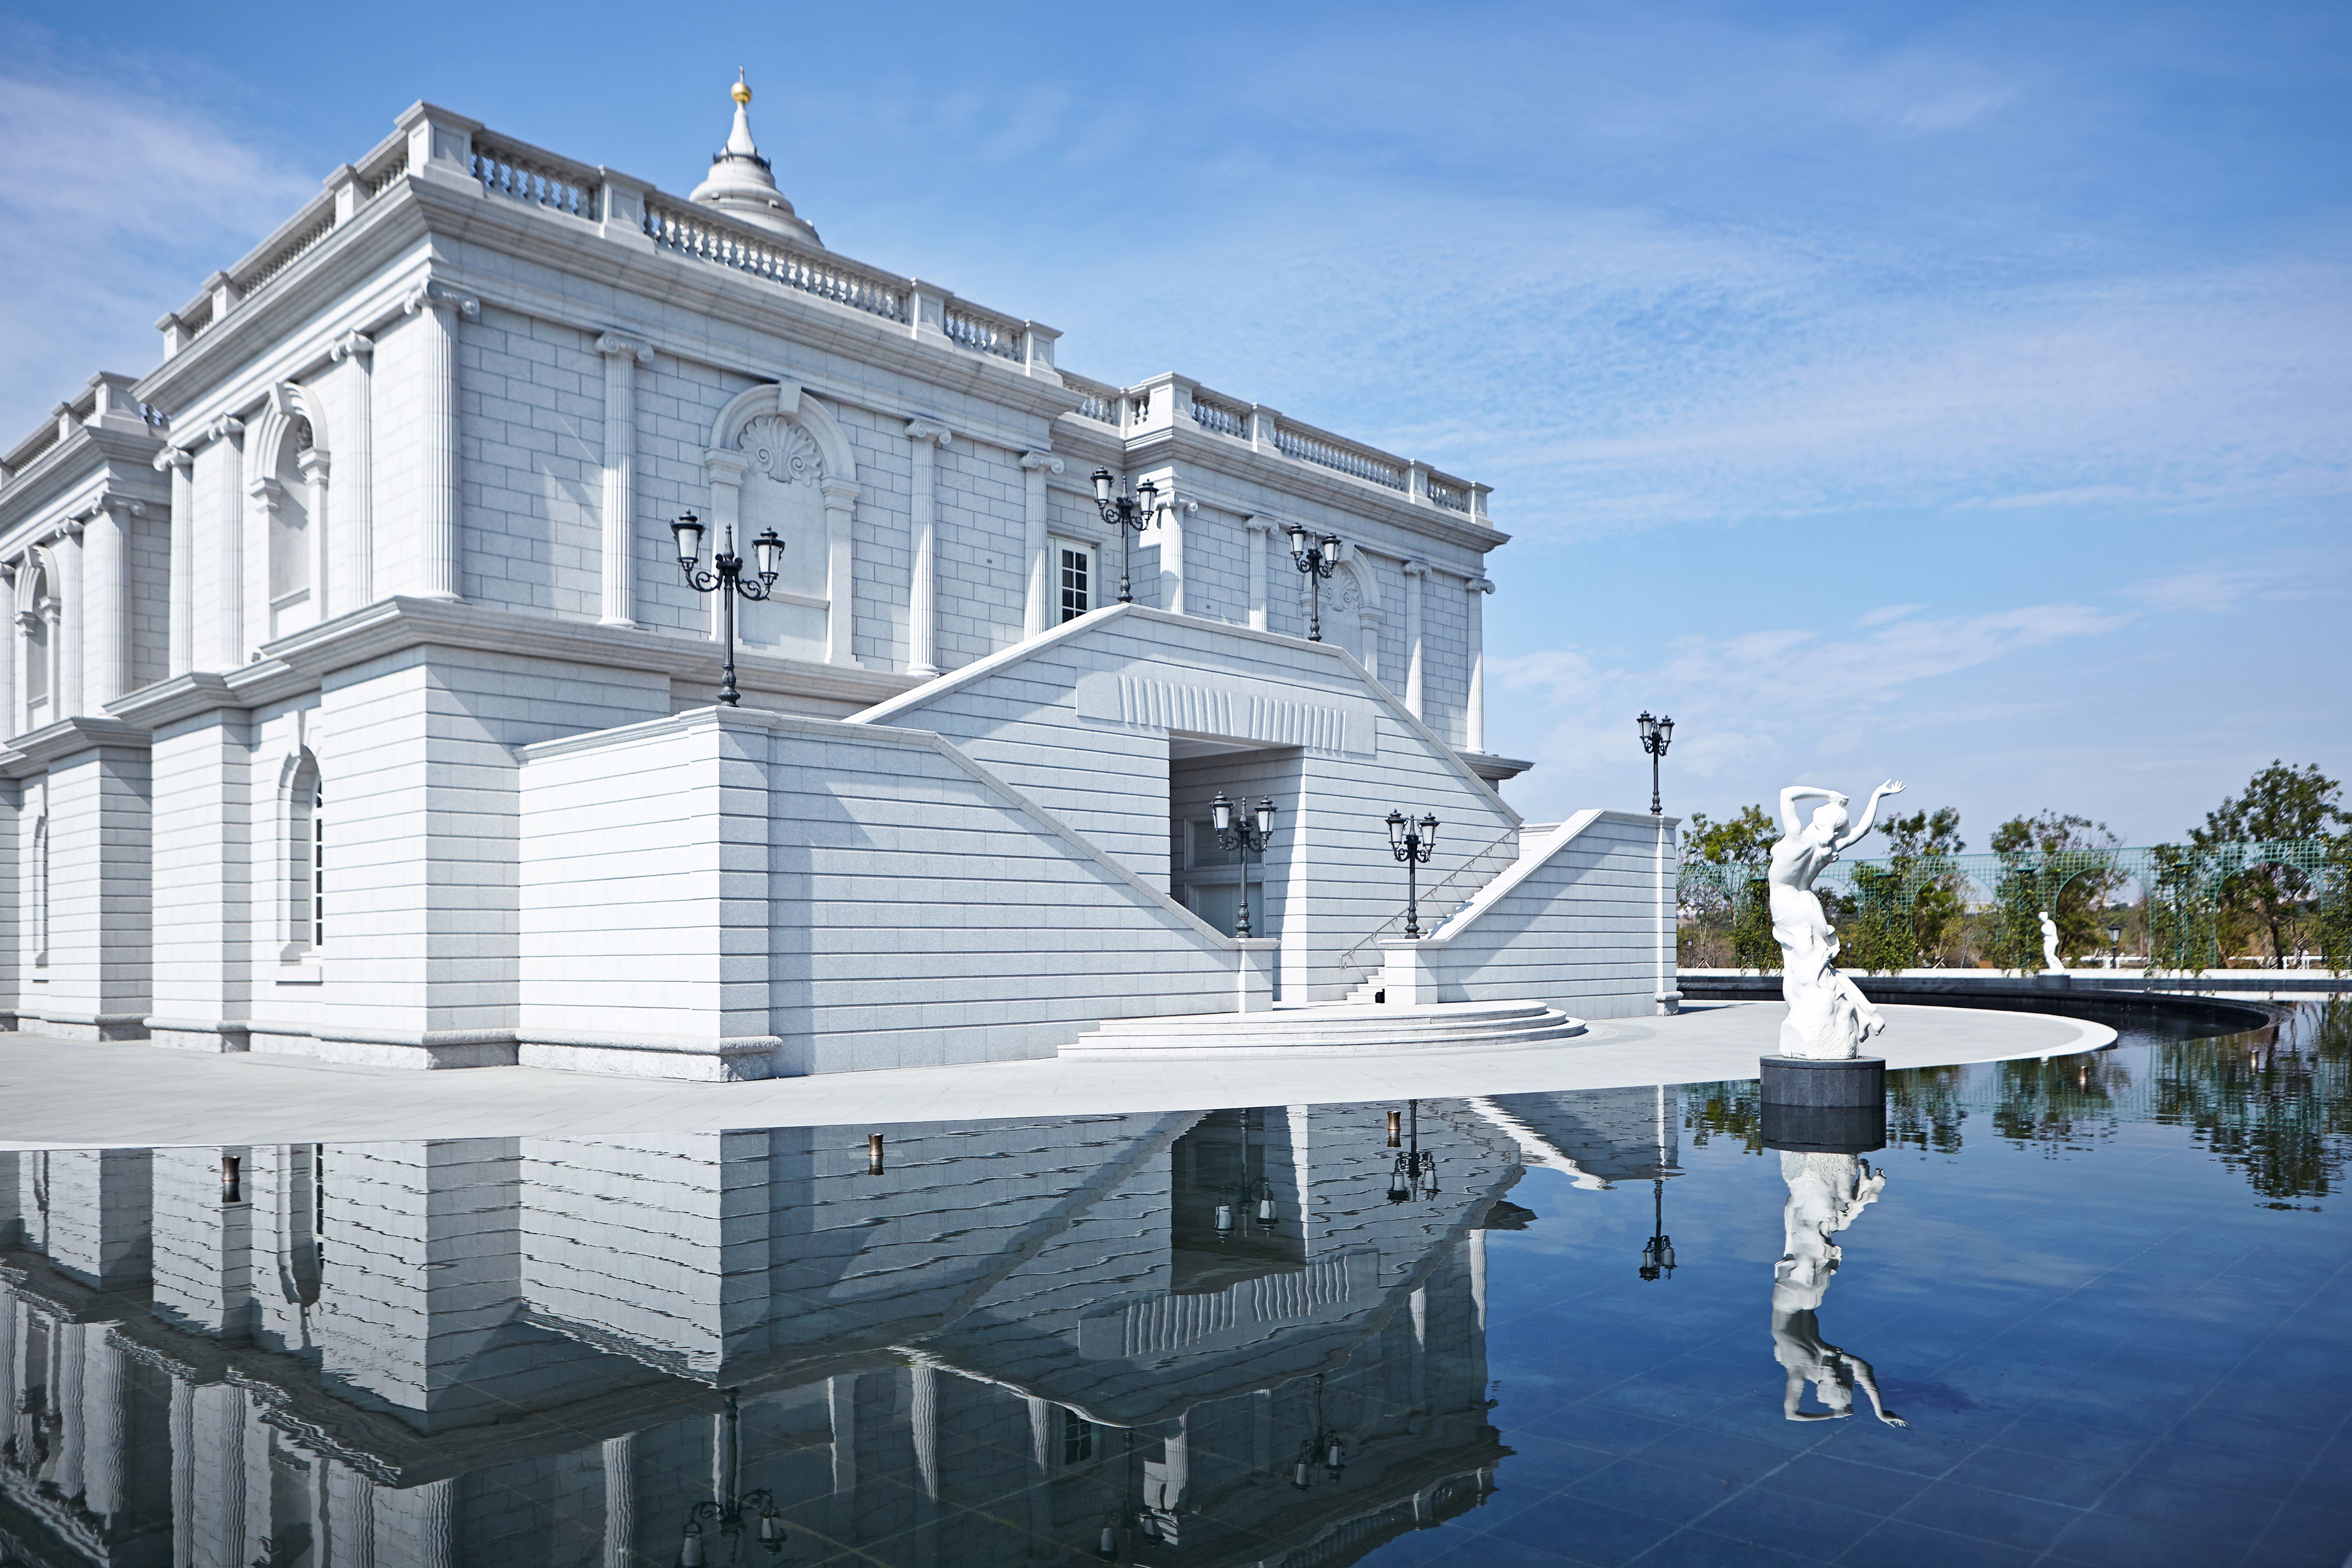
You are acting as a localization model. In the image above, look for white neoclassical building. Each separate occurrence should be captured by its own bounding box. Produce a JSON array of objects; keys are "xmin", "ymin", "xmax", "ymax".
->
[{"xmin": 0, "ymin": 84, "xmax": 1675, "ymax": 1078}]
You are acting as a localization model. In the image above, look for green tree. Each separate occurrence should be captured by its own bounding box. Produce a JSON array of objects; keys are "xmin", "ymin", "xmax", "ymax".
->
[
  {"xmin": 1991, "ymin": 810, "xmax": 2123, "ymax": 962},
  {"xmin": 2318, "ymin": 836, "xmax": 2352, "ymax": 977},
  {"xmin": 2191, "ymin": 762, "xmax": 2349, "ymax": 967},
  {"xmin": 1878, "ymin": 806, "xmax": 1967, "ymax": 965},
  {"xmin": 1682, "ymin": 805, "xmax": 1781, "ymax": 971},
  {"xmin": 1685, "ymin": 804, "xmax": 1778, "ymax": 867}
]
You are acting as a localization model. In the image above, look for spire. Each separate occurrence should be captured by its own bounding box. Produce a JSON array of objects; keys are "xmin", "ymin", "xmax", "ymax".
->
[{"xmin": 689, "ymin": 71, "xmax": 822, "ymax": 248}]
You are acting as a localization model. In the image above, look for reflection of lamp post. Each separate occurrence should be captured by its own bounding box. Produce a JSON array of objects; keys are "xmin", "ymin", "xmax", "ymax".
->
[
  {"xmin": 1638, "ymin": 711, "xmax": 1676, "ymax": 1015},
  {"xmin": 1089, "ymin": 470, "xmax": 1159, "ymax": 606},
  {"xmin": 1284, "ymin": 524, "xmax": 1344, "ymax": 642},
  {"xmin": 672, "ymin": 512, "xmax": 785, "ymax": 709},
  {"xmin": 677, "ymin": 1392, "xmax": 786, "ymax": 1565},
  {"xmin": 1640, "ymin": 1179, "xmax": 1676, "ymax": 1281},
  {"xmin": 1386, "ymin": 810, "xmax": 1439, "ymax": 938},
  {"xmin": 1385, "ymin": 1100, "xmax": 1438, "ymax": 1203},
  {"xmin": 1211, "ymin": 792, "xmax": 1278, "ymax": 937}
]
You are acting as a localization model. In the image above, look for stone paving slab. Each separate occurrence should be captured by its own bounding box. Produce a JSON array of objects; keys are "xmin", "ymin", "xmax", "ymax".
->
[{"xmin": 0, "ymin": 1002, "xmax": 2115, "ymax": 1150}]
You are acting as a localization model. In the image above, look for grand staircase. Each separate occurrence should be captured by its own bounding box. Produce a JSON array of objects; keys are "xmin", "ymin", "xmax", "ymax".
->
[{"xmin": 1061, "ymin": 1000, "xmax": 1586, "ymax": 1059}]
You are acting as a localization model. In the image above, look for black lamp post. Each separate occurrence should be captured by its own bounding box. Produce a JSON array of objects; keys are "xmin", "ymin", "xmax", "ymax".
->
[
  {"xmin": 1283, "ymin": 524, "xmax": 1344, "ymax": 641},
  {"xmin": 673, "ymin": 512, "xmax": 785, "ymax": 708},
  {"xmin": 1211, "ymin": 791, "xmax": 1278, "ymax": 937},
  {"xmin": 677, "ymin": 1391, "xmax": 787, "ymax": 1565},
  {"xmin": 2107, "ymin": 921, "xmax": 2123, "ymax": 969},
  {"xmin": 1639, "ymin": 1179, "xmax": 1676, "ymax": 1281},
  {"xmin": 1637, "ymin": 711, "xmax": 1675, "ymax": 815},
  {"xmin": 1089, "ymin": 469, "xmax": 1160, "ymax": 605},
  {"xmin": 1386, "ymin": 810, "xmax": 1439, "ymax": 938}
]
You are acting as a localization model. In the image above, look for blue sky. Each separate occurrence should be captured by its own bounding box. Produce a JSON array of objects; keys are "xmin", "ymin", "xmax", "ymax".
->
[{"xmin": 3, "ymin": 0, "xmax": 2344, "ymax": 845}]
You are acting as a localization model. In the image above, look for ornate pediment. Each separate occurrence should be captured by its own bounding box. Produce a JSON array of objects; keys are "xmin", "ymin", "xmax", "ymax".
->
[{"xmin": 739, "ymin": 414, "xmax": 824, "ymax": 486}]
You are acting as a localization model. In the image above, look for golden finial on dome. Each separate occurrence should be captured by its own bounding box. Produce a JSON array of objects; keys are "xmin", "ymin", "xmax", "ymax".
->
[{"xmin": 732, "ymin": 69, "xmax": 752, "ymax": 106}]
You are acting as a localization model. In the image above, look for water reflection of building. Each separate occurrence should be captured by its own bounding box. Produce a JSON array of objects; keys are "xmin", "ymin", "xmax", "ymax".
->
[{"xmin": 0, "ymin": 1103, "xmax": 1560, "ymax": 1567}]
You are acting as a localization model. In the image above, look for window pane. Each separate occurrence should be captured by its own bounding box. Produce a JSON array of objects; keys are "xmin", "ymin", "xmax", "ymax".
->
[{"xmin": 1059, "ymin": 547, "xmax": 1090, "ymax": 622}]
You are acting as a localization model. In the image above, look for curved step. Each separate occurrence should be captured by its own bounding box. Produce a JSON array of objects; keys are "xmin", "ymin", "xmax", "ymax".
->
[{"xmin": 1060, "ymin": 1000, "xmax": 1588, "ymax": 1059}]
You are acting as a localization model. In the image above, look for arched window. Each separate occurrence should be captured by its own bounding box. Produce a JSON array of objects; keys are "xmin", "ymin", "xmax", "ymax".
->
[
  {"xmin": 19, "ymin": 562, "xmax": 50, "ymax": 731},
  {"xmin": 288, "ymin": 752, "xmax": 323, "ymax": 954},
  {"xmin": 267, "ymin": 419, "xmax": 316, "ymax": 637}
]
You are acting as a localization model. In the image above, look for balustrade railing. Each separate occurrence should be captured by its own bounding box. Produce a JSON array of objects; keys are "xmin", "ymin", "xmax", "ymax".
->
[
  {"xmin": 239, "ymin": 212, "xmax": 337, "ymax": 297},
  {"xmin": 364, "ymin": 147, "xmax": 410, "ymax": 197},
  {"xmin": 942, "ymin": 302, "xmax": 1022, "ymax": 361},
  {"xmin": 643, "ymin": 197, "xmax": 908, "ymax": 322},
  {"xmin": 1189, "ymin": 390, "xmax": 1249, "ymax": 438},
  {"xmin": 471, "ymin": 137, "xmax": 598, "ymax": 218},
  {"xmin": 1427, "ymin": 477, "xmax": 1471, "ymax": 513},
  {"xmin": 1274, "ymin": 423, "xmax": 1408, "ymax": 491},
  {"xmin": 1063, "ymin": 374, "xmax": 1123, "ymax": 426}
]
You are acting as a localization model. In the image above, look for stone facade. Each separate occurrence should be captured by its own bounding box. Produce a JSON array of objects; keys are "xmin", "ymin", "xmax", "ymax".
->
[{"xmin": 0, "ymin": 88, "xmax": 1674, "ymax": 1077}]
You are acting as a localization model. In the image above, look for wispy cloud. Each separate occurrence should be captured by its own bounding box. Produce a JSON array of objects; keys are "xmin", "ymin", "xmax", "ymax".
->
[{"xmin": 0, "ymin": 65, "xmax": 313, "ymax": 436}]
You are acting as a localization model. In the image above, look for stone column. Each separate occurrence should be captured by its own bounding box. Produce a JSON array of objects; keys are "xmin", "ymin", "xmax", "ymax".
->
[
  {"xmin": 702, "ymin": 453, "xmax": 748, "ymax": 650},
  {"xmin": 412, "ymin": 1478, "xmax": 457, "ymax": 1568},
  {"xmin": 903, "ymin": 420, "xmax": 951, "ymax": 677},
  {"xmin": 827, "ymin": 1373, "xmax": 860, "ymax": 1543},
  {"xmin": 55, "ymin": 1321, "xmax": 85, "ymax": 1506},
  {"xmin": 85, "ymin": 496, "xmax": 138, "ymax": 705},
  {"xmin": 158, "ymin": 448, "xmax": 196, "ymax": 676},
  {"xmin": 820, "ymin": 479, "xmax": 861, "ymax": 666},
  {"xmin": 1470, "ymin": 1227, "xmax": 1488, "ymax": 1331},
  {"xmin": 330, "ymin": 332, "xmax": 375, "ymax": 610},
  {"xmin": 1155, "ymin": 497, "xmax": 1195, "ymax": 616},
  {"xmin": 170, "ymin": 1374, "xmax": 194, "ymax": 1568},
  {"xmin": 1408, "ymin": 1285, "xmax": 1429, "ymax": 1413},
  {"xmin": 1019, "ymin": 452, "xmax": 1061, "ymax": 636},
  {"xmin": 80, "ymin": 1328, "xmax": 126, "ymax": 1519},
  {"xmin": 329, "ymin": 1460, "xmax": 378, "ymax": 1568},
  {"xmin": 910, "ymin": 1362, "xmax": 940, "ymax": 1568},
  {"xmin": 299, "ymin": 448, "xmax": 333, "ymax": 623},
  {"xmin": 601, "ymin": 1434, "xmax": 636, "ymax": 1568},
  {"xmin": 1402, "ymin": 561, "xmax": 1427, "ymax": 717},
  {"xmin": 1244, "ymin": 518, "xmax": 1271, "ymax": 631},
  {"xmin": 55, "ymin": 524, "xmax": 84, "ymax": 718},
  {"xmin": 1464, "ymin": 575, "xmax": 1494, "ymax": 753},
  {"xmin": 403, "ymin": 282, "xmax": 477, "ymax": 601},
  {"xmin": 205, "ymin": 418, "xmax": 245, "ymax": 671},
  {"xmin": 596, "ymin": 334, "xmax": 652, "ymax": 628}
]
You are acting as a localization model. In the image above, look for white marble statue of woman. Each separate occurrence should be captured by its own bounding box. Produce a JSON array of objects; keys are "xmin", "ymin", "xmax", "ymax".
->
[
  {"xmin": 1767, "ymin": 781, "xmax": 1905, "ymax": 1059},
  {"xmin": 2039, "ymin": 910, "xmax": 2064, "ymax": 973},
  {"xmin": 1770, "ymin": 1151, "xmax": 1906, "ymax": 1427}
]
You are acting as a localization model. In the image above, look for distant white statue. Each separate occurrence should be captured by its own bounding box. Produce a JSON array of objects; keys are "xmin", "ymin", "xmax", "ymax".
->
[
  {"xmin": 1767, "ymin": 781, "xmax": 1905, "ymax": 1059},
  {"xmin": 1772, "ymin": 1151, "xmax": 1906, "ymax": 1427},
  {"xmin": 2039, "ymin": 910, "xmax": 2064, "ymax": 973}
]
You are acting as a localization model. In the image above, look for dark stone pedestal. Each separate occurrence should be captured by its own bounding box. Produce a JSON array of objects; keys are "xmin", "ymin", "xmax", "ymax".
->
[
  {"xmin": 1759, "ymin": 1055, "xmax": 1885, "ymax": 1154},
  {"xmin": 1759, "ymin": 1055, "xmax": 1885, "ymax": 1107}
]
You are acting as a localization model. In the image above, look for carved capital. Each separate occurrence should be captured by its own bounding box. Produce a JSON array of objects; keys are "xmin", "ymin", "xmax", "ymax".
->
[
  {"xmin": 297, "ymin": 447, "xmax": 331, "ymax": 481},
  {"xmin": 903, "ymin": 416, "xmax": 952, "ymax": 447},
  {"xmin": 1401, "ymin": 559, "xmax": 1429, "ymax": 578},
  {"xmin": 206, "ymin": 415, "xmax": 245, "ymax": 449},
  {"xmin": 818, "ymin": 477, "xmax": 861, "ymax": 509},
  {"xmin": 596, "ymin": 331, "xmax": 655, "ymax": 366},
  {"xmin": 1243, "ymin": 516, "xmax": 1278, "ymax": 536},
  {"xmin": 96, "ymin": 492, "xmax": 147, "ymax": 521},
  {"xmin": 1018, "ymin": 451, "xmax": 1063, "ymax": 474},
  {"xmin": 402, "ymin": 280, "xmax": 481, "ymax": 320},
  {"xmin": 153, "ymin": 445, "xmax": 194, "ymax": 475},
  {"xmin": 13, "ymin": 608, "xmax": 39, "ymax": 633},
  {"xmin": 1465, "ymin": 576, "xmax": 1495, "ymax": 595},
  {"xmin": 704, "ymin": 450, "xmax": 750, "ymax": 483},
  {"xmin": 248, "ymin": 475, "xmax": 287, "ymax": 508},
  {"xmin": 330, "ymin": 330, "xmax": 375, "ymax": 364}
]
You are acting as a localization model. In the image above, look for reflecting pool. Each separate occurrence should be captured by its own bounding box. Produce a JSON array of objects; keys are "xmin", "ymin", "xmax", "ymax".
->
[{"xmin": 2, "ymin": 1002, "xmax": 2346, "ymax": 1567}]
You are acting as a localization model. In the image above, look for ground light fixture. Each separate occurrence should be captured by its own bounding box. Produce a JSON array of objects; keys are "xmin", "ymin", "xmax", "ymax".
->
[
  {"xmin": 1386, "ymin": 811, "xmax": 1439, "ymax": 938},
  {"xmin": 1211, "ymin": 791, "xmax": 1279, "ymax": 936},
  {"xmin": 672, "ymin": 511, "xmax": 786, "ymax": 708},
  {"xmin": 1284, "ymin": 524, "xmax": 1344, "ymax": 641},
  {"xmin": 1089, "ymin": 469, "xmax": 1160, "ymax": 605},
  {"xmin": 2108, "ymin": 922, "xmax": 2124, "ymax": 968}
]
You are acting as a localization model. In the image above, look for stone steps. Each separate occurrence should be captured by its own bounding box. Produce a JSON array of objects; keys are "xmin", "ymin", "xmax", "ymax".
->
[{"xmin": 1061, "ymin": 1000, "xmax": 1587, "ymax": 1058}]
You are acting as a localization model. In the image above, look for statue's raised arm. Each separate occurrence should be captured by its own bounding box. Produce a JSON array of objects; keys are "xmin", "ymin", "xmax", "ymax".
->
[
  {"xmin": 1831, "ymin": 780, "xmax": 1904, "ymax": 854},
  {"xmin": 1778, "ymin": 785, "xmax": 1844, "ymax": 840}
]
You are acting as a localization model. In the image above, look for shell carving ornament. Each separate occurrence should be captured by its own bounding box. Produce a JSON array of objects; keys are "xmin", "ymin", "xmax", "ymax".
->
[{"xmin": 740, "ymin": 415, "xmax": 824, "ymax": 485}]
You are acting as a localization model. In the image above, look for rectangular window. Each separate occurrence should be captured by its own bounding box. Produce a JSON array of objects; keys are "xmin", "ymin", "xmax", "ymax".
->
[
  {"xmin": 1062, "ymin": 1408, "xmax": 1093, "ymax": 1466},
  {"xmin": 1057, "ymin": 543, "xmax": 1095, "ymax": 623}
]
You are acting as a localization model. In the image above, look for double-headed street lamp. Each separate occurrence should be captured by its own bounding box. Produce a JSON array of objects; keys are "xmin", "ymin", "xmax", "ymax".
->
[
  {"xmin": 1284, "ymin": 524, "xmax": 1344, "ymax": 641},
  {"xmin": 1210, "ymin": 791, "xmax": 1278, "ymax": 937},
  {"xmin": 672, "ymin": 512, "xmax": 786, "ymax": 708},
  {"xmin": 1386, "ymin": 810, "xmax": 1439, "ymax": 938},
  {"xmin": 1640, "ymin": 1177, "xmax": 1677, "ymax": 1281},
  {"xmin": 1386, "ymin": 1102, "xmax": 1438, "ymax": 1203},
  {"xmin": 1089, "ymin": 469, "xmax": 1161, "ymax": 605},
  {"xmin": 1638, "ymin": 711, "xmax": 1677, "ymax": 1016},
  {"xmin": 676, "ymin": 1392, "xmax": 787, "ymax": 1565}
]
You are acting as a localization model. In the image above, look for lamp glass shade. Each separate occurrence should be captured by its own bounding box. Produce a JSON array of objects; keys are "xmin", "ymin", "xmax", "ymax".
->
[
  {"xmin": 1659, "ymin": 715, "xmax": 1674, "ymax": 746},
  {"xmin": 671, "ymin": 513, "xmax": 705, "ymax": 565},
  {"xmin": 1258, "ymin": 1194, "xmax": 1275, "ymax": 1222},
  {"xmin": 2107, "ymin": 925, "xmax": 2123, "ymax": 943},
  {"xmin": 1255, "ymin": 798, "xmax": 1277, "ymax": 838},
  {"xmin": 753, "ymin": 529, "xmax": 785, "ymax": 582},
  {"xmin": 1091, "ymin": 468, "xmax": 1114, "ymax": 504},
  {"xmin": 760, "ymin": 1512, "xmax": 784, "ymax": 1544},
  {"xmin": 1285, "ymin": 522, "xmax": 1309, "ymax": 551},
  {"xmin": 1135, "ymin": 480, "xmax": 1158, "ymax": 514},
  {"xmin": 1637, "ymin": 710, "xmax": 1655, "ymax": 741},
  {"xmin": 681, "ymin": 1524, "xmax": 707, "ymax": 1568},
  {"xmin": 1386, "ymin": 810, "xmax": 1407, "ymax": 854},
  {"xmin": 1210, "ymin": 792, "xmax": 1234, "ymax": 834},
  {"xmin": 1418, "ymin": 813, "xmax": 1439, "ymax": 854}
]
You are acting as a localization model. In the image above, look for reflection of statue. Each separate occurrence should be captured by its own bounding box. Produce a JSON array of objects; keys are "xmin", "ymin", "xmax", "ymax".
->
[
  {"xmin": 2039, "ymin": 910, "xmax": 2063, "ymax": 973},
  {"xmin": 1768, "ymin": 781, "xmax": 1905, "ymax": 1059},
  {"xmin": 1771, "ymin": 1152, "xmax": 1906, "ymax": 1427}
]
